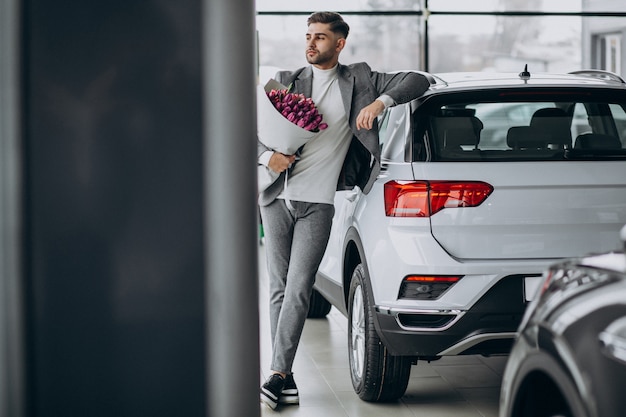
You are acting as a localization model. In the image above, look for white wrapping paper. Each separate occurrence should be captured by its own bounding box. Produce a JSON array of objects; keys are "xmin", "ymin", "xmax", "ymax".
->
[{"xmin": 257, "ymin": 79, "xmax": 317, "ymax": 191}]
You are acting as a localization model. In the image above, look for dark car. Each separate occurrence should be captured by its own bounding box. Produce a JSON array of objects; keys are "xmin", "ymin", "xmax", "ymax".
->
[{"xmin": 499, "ymin": 225, "xmax": 626, "ymax": 417}]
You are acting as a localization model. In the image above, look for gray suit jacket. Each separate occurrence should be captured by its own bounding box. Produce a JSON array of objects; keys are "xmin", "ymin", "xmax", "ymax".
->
[{"xmin": 258, "ymin": 62, "xmax": 430, "ymax": 206}]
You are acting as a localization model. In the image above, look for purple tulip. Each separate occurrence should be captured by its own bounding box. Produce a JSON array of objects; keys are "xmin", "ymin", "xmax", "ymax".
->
[{"xmin": 266, "ymin": 88, "xmax": 328, "ymax": 132}]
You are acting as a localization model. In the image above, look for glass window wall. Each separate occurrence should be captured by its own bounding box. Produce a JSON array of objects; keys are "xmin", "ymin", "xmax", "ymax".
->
[{"xmin": 256, "ymin": 1, "xmax": 626, "ymax": 77}]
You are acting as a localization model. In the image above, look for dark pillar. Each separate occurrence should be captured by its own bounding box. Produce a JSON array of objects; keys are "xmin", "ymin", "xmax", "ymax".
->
[{"xmin": 19, "ymin": 1, "xmax": 212, "ymax": 415}]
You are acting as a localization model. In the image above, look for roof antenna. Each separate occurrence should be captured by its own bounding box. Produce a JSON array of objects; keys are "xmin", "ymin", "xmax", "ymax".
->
[{"xmin": 519, "ymin": 64, "xmax": 531, "ymax": 81}]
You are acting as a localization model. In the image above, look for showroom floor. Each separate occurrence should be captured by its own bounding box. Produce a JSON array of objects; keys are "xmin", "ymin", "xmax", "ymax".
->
[{"xmin": 258, "ymin": 245, "xmax": 506, "ymax": 417}]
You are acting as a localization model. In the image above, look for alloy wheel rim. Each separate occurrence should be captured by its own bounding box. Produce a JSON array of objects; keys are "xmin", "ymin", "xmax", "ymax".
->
[{"xmin": 350, "ymin": 284, "xmax": 365, "ymax": 380}]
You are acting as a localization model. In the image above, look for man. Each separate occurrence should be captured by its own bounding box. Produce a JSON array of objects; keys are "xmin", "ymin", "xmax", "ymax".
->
[{"xmin": 258, "ymin": 11, "xmax": 430, "ymax": 410}]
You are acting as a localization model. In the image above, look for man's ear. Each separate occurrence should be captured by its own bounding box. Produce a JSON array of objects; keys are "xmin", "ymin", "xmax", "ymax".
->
[{"xmin": 336, "ymin": 37, "xmax": 346, "ymax": 53}]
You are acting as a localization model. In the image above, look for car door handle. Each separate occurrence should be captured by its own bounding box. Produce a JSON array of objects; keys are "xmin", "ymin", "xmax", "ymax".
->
[{"xmin": 599, "ymin": 316, "xmax": 626, "ymax": 365}]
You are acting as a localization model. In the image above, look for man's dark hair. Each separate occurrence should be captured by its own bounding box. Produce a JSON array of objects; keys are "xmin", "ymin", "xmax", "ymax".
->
[{"xmin": 307, "ymin": 12, "xmax": 350, "ymax": 39}]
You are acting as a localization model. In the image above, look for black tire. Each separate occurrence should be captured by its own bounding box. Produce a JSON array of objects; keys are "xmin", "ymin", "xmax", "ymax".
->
[
  {"xmin": 307, "ymin": 288, "xmax": 332, "ymax": 318},
  {"xmin": 347, "ymin": 264, "xmax": 412, "ymax": 402}
]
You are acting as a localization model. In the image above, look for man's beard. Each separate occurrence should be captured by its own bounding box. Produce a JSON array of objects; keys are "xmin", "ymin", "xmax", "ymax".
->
[{"xmin": 306, "ymin": 49, "xmax": 335, "ymax": 66}]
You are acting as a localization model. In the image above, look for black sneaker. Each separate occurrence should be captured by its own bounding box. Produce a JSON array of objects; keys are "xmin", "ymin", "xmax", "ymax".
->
[
  {"xmin": 260, "ymin": 374, "xmax": 285, "ymax": 410},
  {"xmin": 279, "ymin": 373, "xmax": 299, "ymax": 405}
]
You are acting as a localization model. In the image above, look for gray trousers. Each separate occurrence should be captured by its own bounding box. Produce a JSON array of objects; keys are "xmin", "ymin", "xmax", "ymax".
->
[{"xmin": 260, "ymin": 198, "xmax": 334, "ymax": 374}]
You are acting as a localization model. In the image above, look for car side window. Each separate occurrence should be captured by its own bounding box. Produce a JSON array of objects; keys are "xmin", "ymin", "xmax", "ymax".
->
[
  {"xmin": 609, "ymin": 104, "xmax": 626, "ymax": 145},
  {"xmin": 377, "ymin": 108, "xmax": 392, "ymax": 152},
  {"xmin": 381, "ymin": 105, "xmax": 411, "ymax": 162},
  {"xmin": 572, "ymin": 103, "xmax": 593, "ymax": 137}
]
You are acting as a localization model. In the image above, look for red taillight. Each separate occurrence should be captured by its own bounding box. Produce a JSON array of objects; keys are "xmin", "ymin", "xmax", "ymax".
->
[
  {"xmin": 405, "ymin": 276, "xmax": 462, "ymax": 283},
  {"xmin": 399, "ymin": 275, "xmax": 463, "ymax": 300},
  {"xmin": 384, "ymin": 180, "xmax": 493, "ymax": 217}
]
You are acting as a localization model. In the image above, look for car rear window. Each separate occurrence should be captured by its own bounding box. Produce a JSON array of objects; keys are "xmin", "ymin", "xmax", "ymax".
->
[{"xmin": 417, "ymin": 94, "xmax": 626, "ymax": 161}]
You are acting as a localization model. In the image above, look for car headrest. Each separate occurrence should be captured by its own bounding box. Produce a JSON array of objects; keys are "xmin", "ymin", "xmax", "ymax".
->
[
  {"xmin": 574, "ymin": 133, "xmax": 622, "ymax": 149},
  {"xmin": 444, "ymin": 127, "xmax": 479, "ymax": 149},
  {"xmin": 530, "ymin": 107, "xmax": 572, "ymax": 146},
  {"xmin": 507, "ymin": 126, "xmax": 552, "ymax": 149}
]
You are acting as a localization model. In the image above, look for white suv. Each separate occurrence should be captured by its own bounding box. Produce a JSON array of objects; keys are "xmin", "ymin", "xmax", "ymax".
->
[{"xmin": 307, "ymin": 68, "xmax": 626, "ymax": 402}]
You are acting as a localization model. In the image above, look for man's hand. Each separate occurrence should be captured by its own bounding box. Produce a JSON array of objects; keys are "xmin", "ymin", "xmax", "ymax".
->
[
  {"xmin": 268, "ymin": 152, "xmax": 297, "ymax": 173},
  {"xmin": 356, "ymin": 99, "xmax": 385, "ymax": 130}
]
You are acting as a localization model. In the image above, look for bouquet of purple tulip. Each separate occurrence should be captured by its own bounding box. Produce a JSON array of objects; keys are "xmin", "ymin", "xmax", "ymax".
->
[{"xmin": 266, "ymin": 89, "xmax": 328, "ymax": 132}]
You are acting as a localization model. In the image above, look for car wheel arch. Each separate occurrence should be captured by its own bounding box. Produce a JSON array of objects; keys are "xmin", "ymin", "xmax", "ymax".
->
[
  {"xmin": 342, "ymin": 227, "xmax": 394, "ymax": 342},
  {"xmin": 506, "ymin": 351, "xmax": 592, "ymax": 417},
  {"xmin": 342, "ymin": 227, "xmax": 370, "ymax": 307}
]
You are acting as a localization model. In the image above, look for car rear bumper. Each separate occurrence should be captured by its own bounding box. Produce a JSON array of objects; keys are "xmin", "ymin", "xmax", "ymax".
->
[{"xmin": 374, "ymin": 275, "xmax": 528, "ymax": 357}]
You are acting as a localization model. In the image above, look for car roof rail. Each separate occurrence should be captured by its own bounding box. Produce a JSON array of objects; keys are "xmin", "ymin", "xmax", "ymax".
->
[
  {"xmin": 568, "ymin": 69, "xmax": 626, "ymax": 84},
  {"xmin": 394, "ymin": 70, "xmax": 442, "ymax": 86},
  {"xmin": 410, "ymin": 70, "xmax": 446, "ymax": 86}
]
